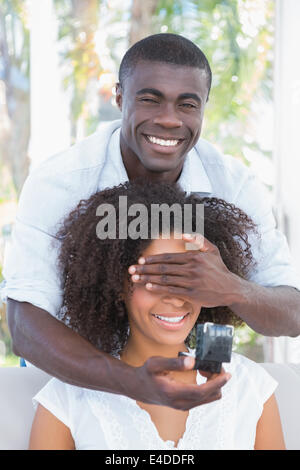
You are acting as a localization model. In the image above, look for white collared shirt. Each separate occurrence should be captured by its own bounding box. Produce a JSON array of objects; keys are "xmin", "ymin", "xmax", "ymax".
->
[{"xmin": 1, "ymin": 119, "xmax": 300, "ymax": 317}]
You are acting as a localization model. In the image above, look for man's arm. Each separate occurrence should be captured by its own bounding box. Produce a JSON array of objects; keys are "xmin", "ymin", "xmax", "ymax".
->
[
  {"xmin": 7, "ymin": 299, "xmax": 129, "ymax": 390},
  {"xmin": 7, "ymin": 298, "xmax": 230, "ymax": 410},
  {"xmin": 229, "ymin": 280, "xmax": 300, "ymax": 337}
]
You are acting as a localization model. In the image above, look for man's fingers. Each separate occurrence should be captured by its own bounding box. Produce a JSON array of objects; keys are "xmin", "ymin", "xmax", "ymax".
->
[
  {"xmin": 128, "ymin": 234, "xmax": 216, "ymax": 270},
  {"xmin": 198, "ymin": 366, "xmax": 228, "ymax": 381},
  {"xmin": 182, "ymin": 233, "xmax": 215, "ymax": 252},
  {"xmin": 146, "ymin": 356, "xmax": 230, "ymax": 392},
  {"xmin": 183, "ymin": 356, "xmax": 195, "ymax": 370},
  {"xmin": 136, "ymin": 253, "xmax": 188, "ymax": 266},
  {"xmin": 202, "ymin": 371, "xmax": 231, "ymax": 391},
  {"xmin": 166, "ymin": 372, "xmax": 231, "ymax": 410},
  {"xmin": 129, "ymin": 264, "xmax": 187, "ymax": 276},
  {"xmin": 185, "ymin": 372, "xmax": 230, "ymax": 404},
  {"xmin": 141, "ymin": 356, "xmax": 231, "ymax": 410},
  {"xmin": 182, "ymin": 233, "xmax": 205, "ymax": 251},
  {"xmin": 131, "ymin": 274, "xmax": 188, "ymax": 287}
]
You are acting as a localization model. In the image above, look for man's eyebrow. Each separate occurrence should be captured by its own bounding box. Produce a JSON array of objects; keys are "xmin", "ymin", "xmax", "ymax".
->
[
  {"xmin": 136, "ymin": 88, "xmax": 202, "ymax": 104},
  {"xmin": 178, "ymin": 93, "xmax": 202, "ymax": 104},
  {"xmin": 136, "ymin": 88, "xmax": 163, "ymax": 97}
]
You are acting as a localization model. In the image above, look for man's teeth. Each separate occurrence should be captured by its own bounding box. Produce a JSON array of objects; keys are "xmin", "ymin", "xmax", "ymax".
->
[
  {"xmin": 147, "ymin": 135, "xmax": 179, "ymax": 147},
  {"xmin": 154, "ymin": 314, "xmax": 185, "ymax": 323}
]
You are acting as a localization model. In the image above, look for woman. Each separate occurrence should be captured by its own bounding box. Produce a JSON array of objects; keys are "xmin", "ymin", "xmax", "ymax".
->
[{"xmin": 29, "ymin": 181, "xmax": 285, "ymax": 450}]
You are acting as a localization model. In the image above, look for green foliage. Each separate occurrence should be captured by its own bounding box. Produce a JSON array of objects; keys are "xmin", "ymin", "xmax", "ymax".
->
[
  {"xmin": 1, "ymin": 354, "xmax": 19, "ymax": 367},
  {"xmin": 0, "ymin": 0, "xmax": 30, "ymax": 80},
  {"xmin": 0, "ymin": 162, "xmax": 17, "ymax": 203},
  {"xmin": 54, "ymin": 0, "xmax": 103, "ymax": 139},
  {"xmin": 233, "ymin": 324, "xmax": 264, "ymax": 362},
  {"xmin": 0, "ymin": 0, "xmax": 30, "ymax": 198}
]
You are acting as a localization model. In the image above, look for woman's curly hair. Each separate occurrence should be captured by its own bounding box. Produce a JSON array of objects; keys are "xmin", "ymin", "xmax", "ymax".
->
[{"xmin": 55, "ymin": 180, "xmax": 258, "ymax": 355}]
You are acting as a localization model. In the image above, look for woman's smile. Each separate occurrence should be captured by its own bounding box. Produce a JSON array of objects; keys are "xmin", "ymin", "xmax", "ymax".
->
[{"xmin": 151, "ymin": 311, "xmax": 191, "ymax": 330}]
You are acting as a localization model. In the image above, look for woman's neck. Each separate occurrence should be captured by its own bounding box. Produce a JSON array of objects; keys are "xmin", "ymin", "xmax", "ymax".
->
[{"xmin": 120, "ymin": 335, "xmax": 189, "ymax": 368}]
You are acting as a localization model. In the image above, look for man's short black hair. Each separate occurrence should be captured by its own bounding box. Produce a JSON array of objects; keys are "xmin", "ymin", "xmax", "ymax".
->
[{"xmin": 118, "ymin": 33, "xmax": 212, "ymax": 98}]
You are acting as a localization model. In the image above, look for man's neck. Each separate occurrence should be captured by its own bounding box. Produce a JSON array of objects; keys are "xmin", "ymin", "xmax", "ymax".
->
[{"xmin": 125, "ymin": 160, "xmax": 183, "ymax": 183}]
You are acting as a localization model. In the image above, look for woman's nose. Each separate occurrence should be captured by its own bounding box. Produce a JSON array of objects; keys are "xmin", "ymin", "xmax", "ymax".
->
[{"xmin": 161, "ymin": 296, "xmax": 186, "ymax": 308}]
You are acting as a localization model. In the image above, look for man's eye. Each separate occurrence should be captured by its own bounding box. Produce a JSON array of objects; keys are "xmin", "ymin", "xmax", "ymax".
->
[
  {"xmin": 140, "ymin": 98, "xmax": 158, "ymax": 103},
  {"xmin": 181, "ymin": 103, "xmax": 197, "ymax": 108}
]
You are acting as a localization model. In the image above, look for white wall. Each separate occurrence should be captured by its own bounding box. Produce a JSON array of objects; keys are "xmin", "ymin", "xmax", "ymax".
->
[
  {"xmin": 28, "ymin": 0, "xmax": 70, "ymax": 168},
  {"xmin": 271, "ymin": 0, "xmax": 300, "ymax": 362}
]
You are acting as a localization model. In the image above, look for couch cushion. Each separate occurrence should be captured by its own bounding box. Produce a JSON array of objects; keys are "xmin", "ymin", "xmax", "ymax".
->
[{"xmin": 0, "ymin": 366, "xmax": 51, "ymax": 450}]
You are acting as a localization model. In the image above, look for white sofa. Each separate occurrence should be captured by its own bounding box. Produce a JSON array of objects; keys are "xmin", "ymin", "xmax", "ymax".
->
[{"xmin": 0, "ymin": 363, "xmax": 300, "ymax": 450}]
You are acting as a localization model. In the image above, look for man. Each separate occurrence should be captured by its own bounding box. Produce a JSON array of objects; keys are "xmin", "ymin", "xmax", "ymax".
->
[{"xmin": 2, "ymin": 34, "xmax": 300, "ymax": 411}]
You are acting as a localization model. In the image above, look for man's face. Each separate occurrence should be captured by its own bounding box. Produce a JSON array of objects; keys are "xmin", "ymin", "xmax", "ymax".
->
[{"xmin": 116, "ymin": 61, "xmax": 209, "ymax": 175}]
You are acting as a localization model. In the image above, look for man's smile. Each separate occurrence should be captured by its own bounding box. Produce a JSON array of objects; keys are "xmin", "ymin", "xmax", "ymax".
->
[{"xmin": 142, "ymin": 133, "xmax": 186, "ymax": 153}]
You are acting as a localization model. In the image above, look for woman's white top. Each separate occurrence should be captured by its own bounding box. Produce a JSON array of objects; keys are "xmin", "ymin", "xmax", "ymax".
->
[{"xmin": 32, "ymin": 352, "xmax": 278, "ymax": 450}]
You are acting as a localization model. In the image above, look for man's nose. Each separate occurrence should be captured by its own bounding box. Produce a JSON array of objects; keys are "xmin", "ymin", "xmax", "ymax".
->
[
  {"xmin": 161, "ymin": 296, "xmax": 186, "ymax": 308},
  {"xmin": 153, "ymin": 104, "xmax": 183, "ymax": 128}
]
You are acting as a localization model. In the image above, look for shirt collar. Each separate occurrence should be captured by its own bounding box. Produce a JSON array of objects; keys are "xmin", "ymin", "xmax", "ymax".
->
[
  {"xmin": 177, "ymin": 144, "xmax": 212, "ymax": 195},
  {"xmin": 108, "ymin": 130, "xmax": 212, "ymax": 195}
]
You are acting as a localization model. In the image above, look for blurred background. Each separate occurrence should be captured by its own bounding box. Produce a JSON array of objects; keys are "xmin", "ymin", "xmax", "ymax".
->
[{"xmin": 0, "ymin": 0, "xmax": 299, "ymax": 366}]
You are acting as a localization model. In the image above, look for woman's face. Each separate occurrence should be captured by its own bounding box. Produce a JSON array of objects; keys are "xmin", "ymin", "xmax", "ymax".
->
[{"xmin": 123, "ymin": 237, "xmax": 202, "ymax": 352}]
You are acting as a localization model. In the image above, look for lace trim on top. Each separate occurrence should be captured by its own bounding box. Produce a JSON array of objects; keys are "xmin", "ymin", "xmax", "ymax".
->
[{"xmin": 85, "ymin": 368, "xmax": 234, "ymax": 450}]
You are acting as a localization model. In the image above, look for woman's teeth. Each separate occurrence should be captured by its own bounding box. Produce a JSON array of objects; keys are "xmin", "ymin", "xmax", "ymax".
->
[
  {"xmin": 154, "ymin": 314, "xmax": 186, "ymax": 323},
  {"xmin": 147, "ymin": 135, "xmax": 179, "ymax": 147}
]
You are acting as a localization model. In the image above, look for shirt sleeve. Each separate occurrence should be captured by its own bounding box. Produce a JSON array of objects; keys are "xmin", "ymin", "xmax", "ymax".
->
[
  {"xmin": 0, "ymin": 122, "xmax": 121, "ymax": 317},
  {"xmin": 235, "ymin": 172, "xmax": 300, "ymax": 291},
  {"xmin": 0, "ymin": 162, "xmax": 69, "ymax": 317},
  {"xmin": 32, "ymin": 378, "xmax": 71, "ymax": 430},
  {"xmin": 0, "ymin": 219, "xmax": 63, "ymax": 317}
]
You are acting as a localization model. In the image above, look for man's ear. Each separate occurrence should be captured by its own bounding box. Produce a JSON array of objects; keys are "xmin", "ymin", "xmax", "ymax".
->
[{"xmin": 115, "ymin": 82, "xmax": 122, "ymax": 111}]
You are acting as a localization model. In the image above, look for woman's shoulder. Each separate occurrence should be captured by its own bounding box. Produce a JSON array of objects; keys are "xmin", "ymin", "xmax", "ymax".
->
[
  {"xmin": 33, "ymin": 377, "xmax": 88, "ymax": 411},
  {"xmin": 38, "ymin": 377, "xmax": 128, "ymax": 411}
]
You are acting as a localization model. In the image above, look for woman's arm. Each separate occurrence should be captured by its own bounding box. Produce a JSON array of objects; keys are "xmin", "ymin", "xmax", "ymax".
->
[
  {"xmin": 29, "ymin": 404, "xmax": 75, "ymax": 450},
  {"xmin": 254, "ymin": 393, "xmax": 286, "ymax": 450}
]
